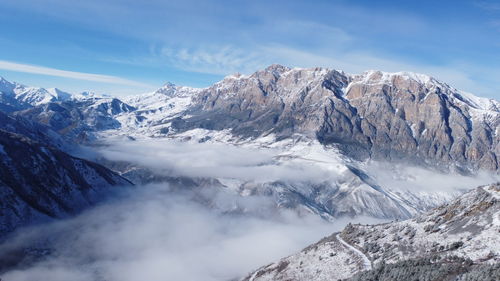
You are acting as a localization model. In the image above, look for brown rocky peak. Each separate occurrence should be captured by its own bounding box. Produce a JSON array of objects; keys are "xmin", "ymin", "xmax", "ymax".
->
[{"xmin": 263, "ymin": 64, "xmax": 292, "ymax": 74}]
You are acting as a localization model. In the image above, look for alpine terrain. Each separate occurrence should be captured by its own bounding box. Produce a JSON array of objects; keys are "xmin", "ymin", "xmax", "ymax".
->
[
  {"xmin": 0, "ymin": 65, "xmax": 498, "ymax": 281},
  {"xmin": 243, "ymin": 183, "xmax": 500, "ymax": 281}
]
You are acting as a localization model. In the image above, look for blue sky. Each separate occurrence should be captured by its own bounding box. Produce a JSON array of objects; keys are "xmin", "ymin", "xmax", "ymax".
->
[{"xmin": 0, "ymin": 0, "xmax": 499, "ymax": 98}]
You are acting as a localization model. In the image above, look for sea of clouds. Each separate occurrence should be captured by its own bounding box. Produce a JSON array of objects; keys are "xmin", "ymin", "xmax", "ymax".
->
[
  {"xmin": 0, "ymin": 183, "xmax": 355, "ymax": 281},
  {"xmin": 2, "ymin": 137, "xmax": 498, "ymax": 281}
]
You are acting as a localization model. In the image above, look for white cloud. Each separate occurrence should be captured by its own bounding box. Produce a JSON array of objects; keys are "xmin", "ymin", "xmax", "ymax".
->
[
  {"xmin": 160, "ymin": 46, "xmax": 267, "ymax": 76},
  {"xmin": 94, "ymin": 138, "xmax": 339, "ymax": 183},
  {"xmin": 0, "ymin": 60, "xmax": 152, "ymax": 88}
]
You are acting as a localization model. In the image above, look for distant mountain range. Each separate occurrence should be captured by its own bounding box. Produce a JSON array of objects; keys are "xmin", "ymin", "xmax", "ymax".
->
[
  {"xmin": 0, "ymin": 65, "xmax": 498, "ymax": 234},
  {"xmin": 7, "ymin": 65, "xmax": 498, "ymax": 171},
  {"xmin": 0, "ymin": 77, "xmax": 72, "ymax": 112}
]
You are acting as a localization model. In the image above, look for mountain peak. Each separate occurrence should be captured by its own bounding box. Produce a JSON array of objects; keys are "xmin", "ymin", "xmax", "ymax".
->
[
  {"xmin": 0, "ymin": 76, "xmax": 17, "ymax": 92},
  {"xmin": 154, "ymin": 82, "xmax": 178, "ymax": 96},
  {"xmin": 47, "ymin": 88, "xmax": 72, "ymax": 101},
  {"xmin": 162, "ymin": 81, "xmax": 176, "ymax": 88},
  {"xmin": 263, "ymin": 64, "xmax": 291, "ymax": 74}
]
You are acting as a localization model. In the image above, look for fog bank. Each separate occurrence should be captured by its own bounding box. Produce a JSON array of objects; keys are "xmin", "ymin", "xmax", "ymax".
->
[{"xmin": 1, "ymin": 184, "xmax": 373, "ymax": 281}]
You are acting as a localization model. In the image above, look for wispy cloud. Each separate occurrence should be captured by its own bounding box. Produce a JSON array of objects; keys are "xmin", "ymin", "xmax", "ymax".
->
[
  {"xmin": 0, "ymin": 60, "xmax": 152, "ymax": 87},
  {"xmin": 475, "ymin": 1, "xmax": 500, "ymax": 11},
  {"xmin": 160, "ymin": 46, "xmax": 267, "ymax": 76},
  {"xmin": 2, "ymin": 1, "xmax": 498, "ymax": 98},
  {"xmin": 155, "ymin": 42, "xmax": 500, "ymax": 98}
]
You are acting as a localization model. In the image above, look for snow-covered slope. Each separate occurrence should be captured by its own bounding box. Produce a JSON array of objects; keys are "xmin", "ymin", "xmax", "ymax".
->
[
  {"xmin": 0, "ymin": 129, "xmax": 132, "ymax": 235},
  {"xmin": 342, "ymin": 183, "xmax": 500, "ymax": 264},
  {"xmin": 243, "ymin": 234, "xmax": 367, "ymax": 281},
  {"xmin": 108, "ymin": 82, "xmax": 200, "ymax": 137},
  {"xmin": 0, "ymin": 111, "xmax": 67, "ymax": 150},
  {"xmin": 243, "ymin": 183, "xmax": 500, "ymax": 281},
  {"xmin": 0, "ymin": 77, "xmax": 72, "ymax": 111},
  {"xmin": 16, "ymin": 97, "xmax": 136, "ymax": 142},
  {"xmin": 2, "ymin": 68, "xmax": 499, "ymax": 222}
]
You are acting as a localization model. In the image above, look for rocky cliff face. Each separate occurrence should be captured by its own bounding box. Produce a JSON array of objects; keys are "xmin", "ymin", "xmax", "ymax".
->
[
  {"xmin": 169, "ymin": 65, "xmax": 498, "ymax": 172},
  {"xmin": 344, "ymin": 71, "xmax": 499, "ymax": 171}
]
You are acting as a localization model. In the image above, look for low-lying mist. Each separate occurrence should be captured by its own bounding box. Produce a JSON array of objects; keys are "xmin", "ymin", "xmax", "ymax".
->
[
  {"xmin": 0, "ymin": 183, "xmax": 365, "ymax": 281},
  {"xmin": 365, "ymin": 161, "xmax": 500, "ymax": 193},
  {"xmin": 4, "ymin": 137, "xmax": 497, "ymax": 281},
  {"xmin": 90, "ymin": 137, "xmax": 498, "ymax": 195},
  {"xmin": 89, "ymin": 137, "xmax": 342, "ymax": 183}
]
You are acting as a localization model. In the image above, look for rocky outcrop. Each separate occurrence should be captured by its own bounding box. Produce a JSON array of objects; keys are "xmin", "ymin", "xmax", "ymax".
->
[{"xmin": 340, "ymin": 183, "xmax": 500, "ymax": 265}]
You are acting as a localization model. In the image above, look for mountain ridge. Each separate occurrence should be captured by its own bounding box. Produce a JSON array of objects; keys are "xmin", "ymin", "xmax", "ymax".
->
[
  {"xmin": 1, "ymin": 66, "xmax": 498, "ymax": 226},
  {"xmin": 0, "ymin": 129, "xmax": 133, "ymax": 235},
  {"xmin": 243, "ymin": 183, "xmax": 500, "ymax": 281},
  {"xmin": 159, "ymin": 65, "xmax": 498, "ymax": 171}
]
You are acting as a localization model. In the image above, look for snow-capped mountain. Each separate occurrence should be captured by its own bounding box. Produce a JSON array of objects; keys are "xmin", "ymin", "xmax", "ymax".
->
[
  {"xmin": 125, "ymin": 81, "xmax": 198, "ymax": 111},
  {"xmin": 0, "ymin": 67, "xmax": 498, "ymax": 280},
  {"xmin": 16, "ymin": 97, "xmax": 136, "ymax": 142},
  {"xmin": 60, "ymin": 64, "xmax": 497, "ymax": 172},
  {"xmin": 5, "ymin": 65, "xmax": 498, "ymax": 172},
  {"xmin": 170, "ymin": 65, "xmax": 498, "ymax": 172},
  {"xmin": 85, "ymin": 65, "xmax": 498, "ymax": 220},
  {"xmin": 116, "ymin": 82, "xmax": 199, "ymax": 135},
  {"xmin": 243, "ymin": 183, "xmax": 500, "ymax": 281},
  {"xmin": 0, "ymin": 77, "xmax": 72, "ymax": 112},
  {"xmin": 0, "ymin": 66, "xmax": 498, "ymax": 226}
]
